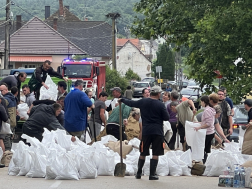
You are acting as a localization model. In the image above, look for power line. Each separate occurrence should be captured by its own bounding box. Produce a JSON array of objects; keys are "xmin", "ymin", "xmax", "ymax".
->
[
  {"xmin": 0, "ymin": 19, "xmax": 11, "ymax": 27},
  {"xmin": 55, "ymin": 20, "xmax": 110, "ymax": 30},
  {"xmin": 0, "ymin": 1, "xmax": 11, "ymax": 10}
]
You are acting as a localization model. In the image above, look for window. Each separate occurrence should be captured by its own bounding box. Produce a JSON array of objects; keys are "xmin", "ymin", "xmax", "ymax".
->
[{"xmin": 22, "ymin": 64, "xmax": 37, "ymax": 68}]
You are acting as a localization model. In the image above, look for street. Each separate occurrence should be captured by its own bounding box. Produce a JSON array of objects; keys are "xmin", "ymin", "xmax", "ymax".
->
[{"xmin": 0, "ymin": 167, "xmax": 221, "ymax": 189}]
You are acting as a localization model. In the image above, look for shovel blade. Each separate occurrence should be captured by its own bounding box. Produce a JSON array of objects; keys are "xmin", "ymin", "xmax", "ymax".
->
[{"xmin": 114, "ymin": 163, "xmax": 126, "ymax": 177}]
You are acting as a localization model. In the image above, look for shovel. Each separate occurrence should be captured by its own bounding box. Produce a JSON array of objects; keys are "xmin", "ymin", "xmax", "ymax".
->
[{"xmin": 114, "ymin": 102, "xmax": 126, "ymax": 177}]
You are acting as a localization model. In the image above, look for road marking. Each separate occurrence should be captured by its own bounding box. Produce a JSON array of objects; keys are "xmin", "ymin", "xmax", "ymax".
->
[{"xmin": 49, "ymin": 181, "xmax": 62, "ymax": 188}]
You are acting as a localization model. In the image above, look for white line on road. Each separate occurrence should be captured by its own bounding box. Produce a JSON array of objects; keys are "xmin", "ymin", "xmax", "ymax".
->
[{"xmin": 49, "ymin": 181, "xmax": 62, "ymax": 188}]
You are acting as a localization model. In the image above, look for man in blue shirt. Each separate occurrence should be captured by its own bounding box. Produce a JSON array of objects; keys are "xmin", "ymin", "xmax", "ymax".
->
[
  {"xmin": 221, "ymin": 87, "xmax": 234, "ymax": 116},
  {"xmin": 64, "ymin": 80, "xmax": 94, "ymax": 138}
]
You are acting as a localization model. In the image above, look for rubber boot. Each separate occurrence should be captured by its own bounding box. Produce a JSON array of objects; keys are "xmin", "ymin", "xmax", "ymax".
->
[
  {"xmin": 149, "ymin": 159, "xmax": 159, "ymax": 180},
  {"xmin": 135, "ymin": 159, "xmax": 145, "ymax": 179}
]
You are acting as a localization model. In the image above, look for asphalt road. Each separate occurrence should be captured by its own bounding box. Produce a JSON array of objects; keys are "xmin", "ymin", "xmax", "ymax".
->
[{"xmin": 0, "ymin": 167, "xmax": 222, "ymax": 189}]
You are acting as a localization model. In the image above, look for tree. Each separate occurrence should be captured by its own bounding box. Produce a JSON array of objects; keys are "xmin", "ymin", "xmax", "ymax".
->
[
  {"xmin": 124, "ymin": 68, "xmax": 141, "ymax": 81},
  {"xmin": 155, "ymin": 44, "xmax": 175, "ymax": 81},
  {"xmin": 105, "ymin": 66, "xmax": 128, "ymax": 96},
  {"xmin": 131, "ymin": 0, "xmax": 252, "ymax": 103}
]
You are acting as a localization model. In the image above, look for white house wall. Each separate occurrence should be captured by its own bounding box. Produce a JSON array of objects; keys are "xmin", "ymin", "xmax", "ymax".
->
[{"xmin": 117, "ymin": 42, "xmax": 151, "ymax": 80}]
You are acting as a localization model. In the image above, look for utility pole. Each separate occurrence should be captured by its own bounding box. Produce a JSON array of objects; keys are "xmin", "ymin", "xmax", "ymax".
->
[
  {"xmin": 4, "ymin": 0, "xmax": 10, "ymax": 69},
  {"xmin": 106, "ymin": 13, "xmax": 120, "ymax": 70}
]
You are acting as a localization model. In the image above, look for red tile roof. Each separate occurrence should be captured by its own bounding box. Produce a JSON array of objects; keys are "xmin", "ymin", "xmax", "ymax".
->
[{"xmin": 117, "ymin": 38, "xmax": 141, "ymax": 50}]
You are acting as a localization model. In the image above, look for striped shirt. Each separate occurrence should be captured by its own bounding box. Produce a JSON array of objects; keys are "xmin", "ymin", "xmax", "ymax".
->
[{"xmin": 201, "ymin": 106, "xmax": 216, "ymax": 135}]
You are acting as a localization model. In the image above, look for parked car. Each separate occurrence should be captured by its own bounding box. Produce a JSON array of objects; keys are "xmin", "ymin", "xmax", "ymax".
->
[
  {"xmin": 10, "ymin": 68, "xmax": 35, "ymax": 78},
  {"xmin": 175, "ymin": 80, "xmax": 189, "ymax": 90},
  {"xmin": 230, "ymin": 105, "xmax": 247, "ymax": 142},
  {"xmin": 142, "ymin": 77, "xmax": 155, "ymax": 83},
  {"xmin": 180, "ymin": 87, "xmax": 201, "ymax": 109},
  {"xmin": 133, "ymin": 82, "xmax": 154, "ymax": 97}
]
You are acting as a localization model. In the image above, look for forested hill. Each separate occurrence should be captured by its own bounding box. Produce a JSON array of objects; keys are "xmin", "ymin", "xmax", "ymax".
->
[{"xmin": 0, "ymin": 0, "xmax": 140, "ymax": 37}]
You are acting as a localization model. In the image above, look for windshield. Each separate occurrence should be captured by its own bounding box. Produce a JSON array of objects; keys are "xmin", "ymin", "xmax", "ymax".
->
[
  {"xmin": 188, "ymin": 81, "xmax": 198, "ymax": 86},
  {"xmin": 142, "ymin": 78, "xmax": 155, "ymax": 82},
  {"xmin": 135, "ymin": 83, "xmax": 149, "ymax": 88},
  {"xmin": 180, "ymin": 88, "xmax": 199, "ymax": 96},
  {"xmin": 64, "ymin": 64, "xmax": 92, "ymax": 78},
  {"xmin": 235, "ymin": 108, "xmax": 248, "ymax": 119}
]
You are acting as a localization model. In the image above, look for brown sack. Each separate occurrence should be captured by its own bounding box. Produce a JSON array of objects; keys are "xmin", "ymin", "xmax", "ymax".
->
[
  {"xmin": 105, "ymin": 141, "xmax": 133, "ymax": 159},
  {"xmin": 1, "ymin": 150, "xmax": 13, "ymax": 167},
  {"xmin": 190, "ymin": 163, "xmax": 206, "ymax": 176},
  {"xmin": 242, "ymin": 126, "xmax": 252, "ymax": 155}
]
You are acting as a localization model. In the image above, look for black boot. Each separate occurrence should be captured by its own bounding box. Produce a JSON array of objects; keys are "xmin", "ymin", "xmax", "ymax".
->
[
  {"xmin": 135, "ymin": 159, "xmax": 145, "ymax": 179},
  {"xmin": 149, "ymin": 159, "xmax": 159, "ymax": 180}
]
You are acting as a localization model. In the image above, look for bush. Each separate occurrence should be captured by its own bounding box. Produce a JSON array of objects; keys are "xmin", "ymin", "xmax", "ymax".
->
[
  {"xmin": 125, "ymin": 68, "xmax": 141, "ymax": 81},
  {"xmin": 105, "ymin": 66, "xmax": 128, "ymax": 96}
]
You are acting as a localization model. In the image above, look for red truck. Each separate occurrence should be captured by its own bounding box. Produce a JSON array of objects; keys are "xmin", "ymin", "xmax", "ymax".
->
[{"xmin": 57, "ymin": 59, "xmax": 106, "ymax": 98}]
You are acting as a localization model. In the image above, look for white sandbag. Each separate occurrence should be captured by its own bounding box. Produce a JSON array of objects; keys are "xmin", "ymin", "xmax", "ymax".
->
[
  {"xmin": 174, "ymin": 150, "xmax": 184, "ymax": 157},
  {"xmin": 180, "ymin": 149, "xmax": 192, "ymax": 167},
  {"xmin": 79, "ymin": 152, "xmax": 97, "ymax": 179},
  {"xmin": 26, "ymin": 151, "xmax": 47, "ymax": 178},
  {"xmin": 125, "ymin": 164, "xmax": 135, "ymax": 176},
  {"xmin": 17, "ymin": 103, "xmax": 29, "ymax": 120},
  {"xmin": 224, "ymin": 141, "xmax": 240, "ymax": 153},
  {"xmin": 128, "ymin": 138, "xmax": 140, "ymax": 147},
  {"xmin": 185, "ymin": 121, "xmax": 206, "ymax": 161},
  {"xmin": 55, "ymin": 129, "xmax": 72, "ymax": 151},
  {"xmin": 55, "ymin": 153, "xmax": 79, "ymax": 180},
  {"xmin": 100, "ymin": 135, "xmax": 118, "ymax": 144},
  {"xmin": 178, "ymin": 159, "xmax": 191, "ymax": 176},
  {"xmin": 94, "ymin": 148, "xmax": 108, "ymax": 169},
  {"xmin": 0, "ymin": 121, "xmax": 12, "ymax": 134},
  {"xmin": 97, "ymin": 151, "xmax": 115, "ymax": 176},
  {"xmin": 125, "ymin": 148, "xmax": 140, "ymax": 175},
  {"xmin": 0, "ymin": 146, "xmax": 3, "ymax": 160},
  {"xmin": 8, "ymin": 157, "xmax": 19, "ymax": 176},
  {"xmin": 18, "ymin": 148, "xmax": 32, "ymax": 176},
  {"xmin": 156, "ymin": 155, "xmax": 169, "ymax": 176},
  {"xmin": 166, "ymin": 151, "xmax": 182, "ymax": 176},
  {"xmin": 39, "ymin": 75, "xmax": 58, "ymax": 101}
]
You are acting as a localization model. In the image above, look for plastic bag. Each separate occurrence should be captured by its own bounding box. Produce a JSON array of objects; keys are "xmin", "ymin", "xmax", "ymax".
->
[
  {"xmin": 17, "ymin": 103, "xmax": 29, "ymax": 120},
  {"xmin": 224, "ymin": 141, "xmax": 240, "ymax": 153},
  {"xmin": 166, "ymin": 151, "xmax": 182, "ymax": 176},
  {"xmin": 0, "ymin": 146, "xmax": 3, "ymax": 160},
  {"xmin": 55, "ymin": 129, "xmax": 72, "ymax": 151},
  {"xmin": 26, "ymin": 151, "xmax": 47, "ymax": 178},
  {"xmin": 180, "ymin": 149, "xmax": 192, "ymax": 167},
  {"xmin": 0, "ymin": 121, "xmax": 13, "ymax": 134},
  {"xmin": 100, "ymin": 135, "xmax": 118, "ymax": 144},
  {"xmin": 178, "ymin": 159, "xmax": 191, "ymax": 176},
  {"xmin": 39, "ymin": 75, "xmax": 58, "ymax": 101},
  {"xmin": 79, "ymin": 152, "xmax": 97, "ymax": 179},
  {"xmin": 97, "ymin": 151, "xmax": 115, "ymax": 176},
  {"xmin": 185, "ymin": 121, "xmax": 206, "ymax": 161},
  {"xmin": 128, "ymin": 138, "xmax": 140, "ymax": 147}
]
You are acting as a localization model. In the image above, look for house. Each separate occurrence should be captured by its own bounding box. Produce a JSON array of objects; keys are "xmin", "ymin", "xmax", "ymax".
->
[
  {"xmin": 116, "ymin": 39, "xmax": 152, "ymax": 79},
  {"xmin": 45, "ymin": 0, "xmax": 112, "ymax": 64},
  {"xmin": 0, "ymin": 17, "xmax": 86, "ymax": 69}
]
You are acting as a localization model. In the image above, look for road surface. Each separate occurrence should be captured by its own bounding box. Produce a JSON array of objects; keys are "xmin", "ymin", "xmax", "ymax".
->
[{"xmin": 0, "ymin": 167, "xmax": 221, "ymax": 189}]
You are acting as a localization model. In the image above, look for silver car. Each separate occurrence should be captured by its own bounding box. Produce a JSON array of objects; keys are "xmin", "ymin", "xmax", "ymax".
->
[{"xmin": 133, "ymin": 82, "xmax": 153, "ymax": 97}]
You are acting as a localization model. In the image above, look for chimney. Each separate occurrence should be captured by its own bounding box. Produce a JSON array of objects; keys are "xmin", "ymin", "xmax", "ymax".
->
[
  {"xmin": 65, "ymin": 6, "xmax": 69, "ymax": 10},
  {"xmin": 16, "ymin": 15, "xmax": 21, "ymax": 30},
  {"xmin": 59, "ymin": 0, "xmax": 64, "ymax": 17},
  {"xmin": 53, "ymin": 17, "xmax": 58, "ymax": 31},
  {"xmin": 45, "ymin": 6, "xmax": 50, "ymax": 19}
]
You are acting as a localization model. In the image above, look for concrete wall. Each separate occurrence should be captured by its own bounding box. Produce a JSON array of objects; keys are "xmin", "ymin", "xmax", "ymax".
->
[{"xmin": 116, "ymin": 42, "xmax": 152, "ymax": 79}]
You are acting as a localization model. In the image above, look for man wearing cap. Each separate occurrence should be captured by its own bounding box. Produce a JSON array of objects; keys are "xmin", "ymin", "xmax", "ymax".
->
[
  {"xmin": 119, "ymin": 85, "xmax": 170, "ymax": 180},
  {"xmin": 244, "ymin": 99, "xmax": 252, "ymax": 128},
  {"xmin": 64, "ymin": 80, "xmax": 94, "ymax": 138},
  {"xmin": 106, "ymin": 87, "xmax": 123, "ymax": 112}
]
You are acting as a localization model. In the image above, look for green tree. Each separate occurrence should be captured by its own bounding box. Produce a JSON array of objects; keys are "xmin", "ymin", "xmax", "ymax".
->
[
  {"xmin": 124, "ymin": 68, "xmax": 141, "ymax": 81},
  {"xmin": 105, "ymin": 66, "xmax": 128, "ymax": 96},
  {"xmin": 155, "ymin": 44, "xmax": 175, "ymax": 80},
  {"xmin": 131, "ymin": 0, "xmax": 252, "ymax": 103}
]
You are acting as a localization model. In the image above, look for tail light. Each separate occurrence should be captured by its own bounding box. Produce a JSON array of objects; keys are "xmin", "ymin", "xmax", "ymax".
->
[{"xmin": 233, "ymin": 124, "xmax": 238, "ymax": 129}]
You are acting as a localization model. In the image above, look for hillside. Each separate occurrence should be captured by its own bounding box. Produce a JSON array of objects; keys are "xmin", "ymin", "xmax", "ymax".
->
[{"xmin": 0, "ymin": 0, "xmax": 140, "ymax": 37}]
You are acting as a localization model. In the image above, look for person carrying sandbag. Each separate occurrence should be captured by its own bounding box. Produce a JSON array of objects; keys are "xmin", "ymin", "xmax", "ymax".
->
[
  {"xmin": 28, "ymin": 60, "xmax": 67, "ymax": 100},
  {"xmin": 242, "ymin": 99, "xmax": 252, "ymax": 155}
]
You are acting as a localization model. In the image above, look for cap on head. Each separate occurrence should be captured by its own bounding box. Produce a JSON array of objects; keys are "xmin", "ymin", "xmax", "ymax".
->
[
  {"xmin": 244, "ymin": 99, "xmax": 252, "ymax": 107},
  {"xmin": 110, "ymin": 87, "xmax": 121, "ymax": 93},
  {"xmin": 150, "ymin": 85, "xmax": 162, "ymax": 93}
]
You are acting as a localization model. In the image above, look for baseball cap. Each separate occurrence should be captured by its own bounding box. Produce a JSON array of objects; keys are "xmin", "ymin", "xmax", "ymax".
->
[
  {"xmin": 110, "ymin": 87, "xmax": 122, "ymax": 92},
  {"xmin": 244, "ymin": 99, "xmax": 252, "ymax": 107},
  {"xmin": 150, "ymin": 85, "xmax": 162, "ymax": 93}
]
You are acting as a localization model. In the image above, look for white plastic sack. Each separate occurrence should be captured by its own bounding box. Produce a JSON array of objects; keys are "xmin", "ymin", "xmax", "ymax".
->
[
  {"xmin": 54, "ymin": 153, "xmax": 79, "ymax": 180},
  {"xmin": 224, "ymin": 141, "xmax": 240, "ymax": 153},
  {"xmin": 164, "ymin": 121, "xmax": 173, "ymax": 143},
  {"xmin": 100, "ymin": 135, "xmax": 118, "ymax": 144},
  {"xmin": 39, "ymin": 75, "xmax": 58, "ymax": 101},
  {"xmin": 55, "ymin": 129, "xmax": 72, "ymax": 151},
  {"xmin": 97, "ymin": 151, "xmax": 115, "ymax": 176},
  {"xmin": 156, "ymin": 155, "xmax": 169, "ymax": 176},
  {"xmin": 180, "ymin": 149, "xmax": 192, "ymax": 167},
  {"xmin": 185, "ymin": 121, "xmax": 206, "ymax": 161},
  {"xmin": 111, "ymin": 98, "xmax": 118, "ymax": 110},
  {"xmin": 0, "ymin": 121, "xmax": 13, "ymax": 134},
  {"xmin": 178, "ymin": 159, "xmax": 191, "ymax": 176},
  {"xmin": 17, "ymin": 103, "xmax": 29, "ymax": 120},
  {"xmin": 125, "ymin": 164, "xmax": 135, "ymax": 176},
  {"xmin": 125, "ymin": 148, "xmax": 140, "ymax": 175},
  {"xmin": 79, "ymin": 152, "xmax": 97, "ymax": 179},
  {"xmin": 0, "ymin": 147, "xmax": 3, "ymax": 160},
  {"xmin": 128, "ymin": 138, "xmax": 140, "ymax": 147},
  {"xmin": 18, "ymin": 148, "xmax": 32, "ymax": 176},
  {"xmin": 26, "ymin": 151, "xmax": 47, "ymax": 178}
]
